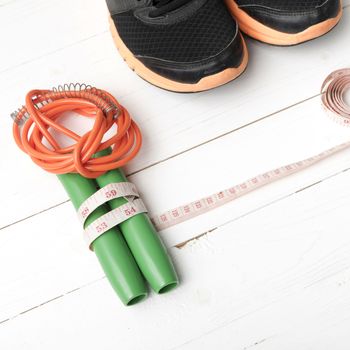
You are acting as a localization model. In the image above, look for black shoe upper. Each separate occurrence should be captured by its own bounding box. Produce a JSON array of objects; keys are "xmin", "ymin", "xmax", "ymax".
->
[
  {"xmin": 235, "ymin": 0, "xmax": 341, "ymax": 34},
  {"xmin": 107, "ymin": 0, "xmax": 245, "ymax": 84}
]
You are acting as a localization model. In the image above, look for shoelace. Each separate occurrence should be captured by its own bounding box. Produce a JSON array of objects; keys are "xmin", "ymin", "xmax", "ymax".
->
[{"xmin": 150, "ymin": 0, "xmax": 191, "ymax": 17}]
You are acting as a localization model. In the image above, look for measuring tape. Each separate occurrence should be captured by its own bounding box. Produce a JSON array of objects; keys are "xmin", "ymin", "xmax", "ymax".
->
[
  {"xmin": 76, "ymin": 68, "xmax": 350, "ymax": 242},
  {"xmin": 78, "ymin": 182, "xmax": 147, "ymax": 248},
  {"xmin": 25, "ymin": 69, "xmax": 350, "ymax": 243},
  {"xmin": 148, "ymin": 68, "xmax": 350, "ymax": 232}
]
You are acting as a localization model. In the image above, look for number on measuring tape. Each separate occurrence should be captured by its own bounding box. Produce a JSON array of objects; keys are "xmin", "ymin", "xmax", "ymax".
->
[
  {"xmin": 77, "ymin": 182, "xmax": 140, "ymax": 225},
  {"xmin": 84, "ymin": 198, "xmax": 147, "ymax": 249}
]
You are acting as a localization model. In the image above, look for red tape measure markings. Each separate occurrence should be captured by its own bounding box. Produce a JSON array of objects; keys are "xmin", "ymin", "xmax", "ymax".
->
[{"xmin": 151, "ymin": 69, "xmax": 350, "ymax": 232}]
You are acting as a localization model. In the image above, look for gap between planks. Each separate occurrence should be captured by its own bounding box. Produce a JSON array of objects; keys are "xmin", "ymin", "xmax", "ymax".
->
[
  {"xmin": 176, "ymin": 165, "xmax": 350, "ymax": 248},
  {"xmin": 0, "ymin": 276, "xmax": 106, "ymax": 325},
  {"xmin": 0, "ymin": 93, "xmax": 320, "ymax": 233},
  {"xmin": 0, "ymin": 1, "xmax": 348, "ymax": 75},
  {"xmin": 0, "ymin": 31, "xmax": 108, "ymax": 76},
  {"xmin": 1, "ymin": 161, "xmax": 350, "ymax": 327}
]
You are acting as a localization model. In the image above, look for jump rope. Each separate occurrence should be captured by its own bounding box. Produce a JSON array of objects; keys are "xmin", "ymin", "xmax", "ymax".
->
[
  {"xmin": 11, "ymin": 68, "xmax": 350, "ymax": 306},
  {"xmin": 12, "ymin": 86, "xmax": 178, "ymax": 306}
]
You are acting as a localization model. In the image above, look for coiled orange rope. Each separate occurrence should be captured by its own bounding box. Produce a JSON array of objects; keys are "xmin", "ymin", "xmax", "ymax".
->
[{"xmin": 12, "ymin": 85, "xmax": 142, "ymax": 178}]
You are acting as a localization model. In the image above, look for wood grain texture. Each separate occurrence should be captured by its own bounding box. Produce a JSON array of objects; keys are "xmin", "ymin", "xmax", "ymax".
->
[
  {"xmin": 1, "ymin": 0, "xmax": 350, "ymax": 349},
  {"xmin": 1, "ymin": 4, "xmax": 350, "ymax": 229},
  {"xmin": 2, "ymin": 169, "xmax": 350, "ymax": 350}
]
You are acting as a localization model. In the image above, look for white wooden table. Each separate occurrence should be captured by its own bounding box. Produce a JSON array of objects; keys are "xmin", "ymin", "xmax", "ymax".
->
[{"xmin": 1, "ymin": 1, "xmax": 350, "ymax": 349}]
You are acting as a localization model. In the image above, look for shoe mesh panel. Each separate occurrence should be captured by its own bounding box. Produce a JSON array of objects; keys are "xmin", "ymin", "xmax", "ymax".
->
[{"xmin": 113, "ymin": 0, "xmax": 237, "ymax": 62}]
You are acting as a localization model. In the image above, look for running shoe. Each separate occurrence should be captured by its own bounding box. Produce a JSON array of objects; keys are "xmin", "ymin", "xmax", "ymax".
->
[
  {"xmin": 225, "ymin": 0, "xmax": 343, "ymax": 45},
  {"xmin": 106, "ymin": 0, "xmax": 248, "ymax": 92}
]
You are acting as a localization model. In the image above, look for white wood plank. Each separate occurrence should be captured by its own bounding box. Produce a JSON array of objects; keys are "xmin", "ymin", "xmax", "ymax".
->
[
  {"xmin": 126, "ymin": 95, "xmax": 350, "ymax": 247},
  {"xmin": 1, "ymin": 168, "xmax": 350, "ymax": 350},
  {"xmin": 1, "ymin": 94, "xmax": 350, "ymax": 326},
  {"xmin": 1, "ymin": 5, "xmax": 350, "ymax": 228},
  {"xmin": 0, "ymin": 0, "xmax": 109, "ymax": 73},
  {"xmin": 1, "ymin": 1, "xmax": 350, "ymax": 348}
]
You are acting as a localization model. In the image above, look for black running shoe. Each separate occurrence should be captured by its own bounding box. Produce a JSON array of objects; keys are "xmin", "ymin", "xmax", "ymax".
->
[
  {"xmin": 106, "ymin": 0, "xmax": 248, "ymax": 92},
  {"xmin": 225, "ymin": 0, "xmax": 342, "ymax": 45}
]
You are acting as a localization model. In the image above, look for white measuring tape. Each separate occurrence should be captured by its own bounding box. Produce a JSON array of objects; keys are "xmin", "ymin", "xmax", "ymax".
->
[
  {"xmin": 81, "ymin": 69, "xmax": 350, "ymax": 244},
  {"xmin": 78, "ymin": 182, "xmax": 140, "ymax": 224},
  {"xmin": 150, "ymin": 68, "xmax": 350, "ymax": 231},
  {"xmin": 79, "ymin": 182, "xmax": 147, "ymax": 248}
]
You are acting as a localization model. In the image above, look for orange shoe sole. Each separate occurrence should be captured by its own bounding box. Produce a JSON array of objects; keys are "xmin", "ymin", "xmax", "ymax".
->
[
  {"xmin": 225, "ymin": 0, "xmax": 343, "ymax": 46},
  {"xmin": 109, "ymin": 16, "xmax": 248, "ymax": 92}
]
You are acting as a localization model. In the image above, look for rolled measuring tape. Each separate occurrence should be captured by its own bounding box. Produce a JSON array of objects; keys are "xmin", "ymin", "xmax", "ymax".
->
[{"xmin": 150, "ymin": 68, "xmax": 350, "ymax": 232}]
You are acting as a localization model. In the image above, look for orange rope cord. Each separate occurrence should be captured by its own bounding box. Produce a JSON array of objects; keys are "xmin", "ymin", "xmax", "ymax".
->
[{"xmin": 12, "ymin": 85, "xmax": 142, "ymax": 178}]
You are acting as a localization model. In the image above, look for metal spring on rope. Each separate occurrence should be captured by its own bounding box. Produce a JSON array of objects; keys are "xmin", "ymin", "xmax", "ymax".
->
[
  {"xmin": 50, "ymin": 83, "xmax": 119, "ymax": 116},
  {"xmin": 10, "ymin": 107, "xmax": 29, "ymax": 126},
  {"xmin": 10, "ymin": 83, "xmax": 120, "ymax": 126}
]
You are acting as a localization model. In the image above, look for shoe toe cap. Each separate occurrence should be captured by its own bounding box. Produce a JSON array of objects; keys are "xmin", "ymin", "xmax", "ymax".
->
[
  {"xmin": 241, "ymin": 0, "xmax": 341, "ymax": 34},
  {"xmin": 137, "ymin": 33, "xmax": 246, "ymax": 84}
]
